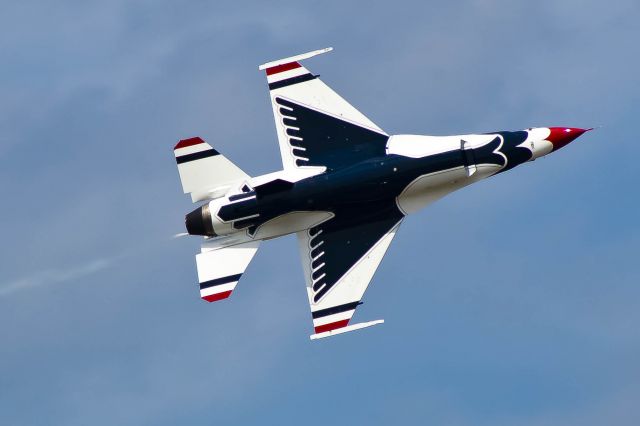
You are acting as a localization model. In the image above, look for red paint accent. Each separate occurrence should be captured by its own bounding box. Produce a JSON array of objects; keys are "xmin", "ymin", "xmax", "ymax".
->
[
  {"xmin": 175, "ymin": 137, "xmax": 205, "ymax": 150},
  {"xmin": 266, "ymin": 62, "xmax": 301, "ymax": 76},
  {"xmin": 202, "ymin": 290, "xmax": 232, "ymax": 303},
  {"xmin": 314, "ymin": 319, "xmax": 350, "ymax": 334},
  {"xmin": 546, "ymin": 127, "xmax": 590, "ymax": 152}
]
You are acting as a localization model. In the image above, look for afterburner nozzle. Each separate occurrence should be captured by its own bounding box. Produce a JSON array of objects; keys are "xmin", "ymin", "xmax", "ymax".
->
[{"xmin": 185, "ymin": 203, "xmax": 216, "ymax": 237}]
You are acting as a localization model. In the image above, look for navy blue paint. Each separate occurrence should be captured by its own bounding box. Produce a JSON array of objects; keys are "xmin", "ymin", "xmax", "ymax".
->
[
  {"xmin": 199, "ymin": 273, "xmax": 243, "ymax": 290},
  {"xmin": 275, "ymin": 97, "xmax": 389, "ymax": 171},
  {"xmin": 311, "ymin": 301, "xmax": 362, "ymax": 319},
  {"xmin": 492, "ymin": 131, "xmax": 532, "ymax": 173},
  {"xmin": 175, "ymin": 149, "xmax": 219, "ymax": 164},
  {"xmin": 308, "ymin": 201, "xmax": 403, "ymax": 302},
  {"xmin": 228, "ymin": 192, "xmax": 256, "ymax": 202},
  {"xmin": 254, "ymin": 179, "xmax": 295, "ymax": 198},
  {"xmin": 268, "ymin": 74, "xmax": 318, "ymax": 90}
]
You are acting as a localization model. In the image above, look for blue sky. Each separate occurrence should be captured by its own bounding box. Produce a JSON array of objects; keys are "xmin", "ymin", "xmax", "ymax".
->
[{"xmin": 1, "ymin": 1, "xmax": 639, "ymax": 425}]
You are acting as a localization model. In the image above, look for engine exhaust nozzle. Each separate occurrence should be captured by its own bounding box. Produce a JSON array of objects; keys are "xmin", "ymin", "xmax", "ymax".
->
[{"xmin": 185, "ymin": 203, "xmax": 216, "ymax": 237}]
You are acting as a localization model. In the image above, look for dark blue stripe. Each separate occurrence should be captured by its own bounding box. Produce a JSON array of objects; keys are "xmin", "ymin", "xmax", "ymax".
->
[
  {"xmin": 199, "ymin": 273, "xmax": 242, "ymax": 290},
  {"xmin": 228, "ymin": 191, "xmax": 256, "ymax": 201},
  {"xmin": 311, "ymin": 301, "xmax": 362, "ymax": 319},
  {"xmin": 268, "ymin": 73, "xmax": 317, "ymax": 90},
  {"xmin": 176, "ymin": 149, "xmax": 219, "ymax": 164}
]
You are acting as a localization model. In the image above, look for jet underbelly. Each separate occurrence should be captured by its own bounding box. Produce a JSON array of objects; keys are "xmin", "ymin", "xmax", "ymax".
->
[{"xmin": 396, "ymin": 162, "xmax": 501, "ymax": 214}]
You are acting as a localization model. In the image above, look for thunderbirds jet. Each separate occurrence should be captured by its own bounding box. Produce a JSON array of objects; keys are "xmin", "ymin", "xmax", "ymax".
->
[{"xmin": 173, "ymin": 48, "xmax": 590, "ymax": 340}]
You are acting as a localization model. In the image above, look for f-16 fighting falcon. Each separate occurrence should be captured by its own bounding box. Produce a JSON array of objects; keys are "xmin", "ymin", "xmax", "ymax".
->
[{"xmin": 173, "ymin": 48, "xmax": 591, "ymax": 340}]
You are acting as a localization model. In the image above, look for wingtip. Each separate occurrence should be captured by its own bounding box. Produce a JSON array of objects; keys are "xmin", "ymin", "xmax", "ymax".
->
[
  {"xmin": 258, "ymin": 47, "xmax": 334, "ymax": 70},
  {"xmin": 309, "ymin": 319, "xmax": 384, "ymax": 340}
]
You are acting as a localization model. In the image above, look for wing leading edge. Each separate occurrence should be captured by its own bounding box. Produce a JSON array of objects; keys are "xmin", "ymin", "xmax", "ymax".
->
[{"xmin": 297, "ymin": 201, "xmax": 404, "ymax": 339}]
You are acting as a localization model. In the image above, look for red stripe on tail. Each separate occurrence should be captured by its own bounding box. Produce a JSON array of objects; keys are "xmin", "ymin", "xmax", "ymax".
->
[
  {"xmin": 202, "ymin": 291, "xmax": 232, "ymax": 303},
  {"xmin": 265, "ymin": 62, "xmax": 301, "ymax": 76},
  {"xmin": 175, "ymin": 137, "xmax": 205, "ymax": 150},
  {"xmin": 314, "ymin": 319, "xmax": 350, "ymax": 334}
]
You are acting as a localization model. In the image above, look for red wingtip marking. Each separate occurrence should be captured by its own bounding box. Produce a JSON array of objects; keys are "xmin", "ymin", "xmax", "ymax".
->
[
  {"xmin": 175, "ymin": 137, "xmax": 205, "ymax": 150},
  {"xmin": 314, "ymin": 319, "xmax": 350, "ymax": 334},
  {"xmin": 265, "ymin": 62, "xmax": 301, "ymax": 76},
  {"xmin": 202, "ymin": 291, "xmax": 232, "ymax": 303}
]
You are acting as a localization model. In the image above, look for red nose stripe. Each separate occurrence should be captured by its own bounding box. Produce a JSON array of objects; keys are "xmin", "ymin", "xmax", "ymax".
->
[{"xmin": 546, "ymin": 127, "xmax": 589, "ymax": 151}]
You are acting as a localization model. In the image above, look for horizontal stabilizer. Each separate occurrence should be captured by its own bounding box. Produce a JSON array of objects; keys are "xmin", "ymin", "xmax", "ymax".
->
[
  {"xmin": 310, "ymin": 319, "xmax": 384, "ymax": 340},
  {"xmin": 174, "ymin": 137, "xmax": 249, "ymax": 202},
  {"xmin": 195, "ymin": 240, "xmax": 260, "ymax": 302}
]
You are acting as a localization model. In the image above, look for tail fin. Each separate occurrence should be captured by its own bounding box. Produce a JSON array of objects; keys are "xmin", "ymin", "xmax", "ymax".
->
[
  {"xmin": 174, "ymin": 137, "xmax": 249, "ymax": 202},
  {"xmin": 196, "ymin": 240, "xmax": 260, "ymax": 302}
]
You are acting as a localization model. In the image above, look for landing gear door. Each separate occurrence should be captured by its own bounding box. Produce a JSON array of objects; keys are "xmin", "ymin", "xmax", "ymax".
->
[{"xmin": 460, "ymin": 139, "xmax": 477, "ymax": 177}]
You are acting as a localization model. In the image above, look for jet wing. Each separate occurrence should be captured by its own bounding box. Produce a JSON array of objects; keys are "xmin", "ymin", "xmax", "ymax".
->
[
  {"xmin": 272, "ymin": 97, "xmax": 388, "ymax": 172},
  {"xmin": 296, "ymin": 202, "xmax": 403, "ymax": 339},
  {"xmin": 259, "ymin": 48, "xmax": 387, "ymax": 172}
]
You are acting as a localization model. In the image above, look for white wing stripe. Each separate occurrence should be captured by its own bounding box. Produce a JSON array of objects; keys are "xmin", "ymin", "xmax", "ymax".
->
[
  {"xmin": 312, "ymin": 310, "xmax": 355, "ymax": 327},
  {"xmin": 267, "ymin": 67, "xmax": 309, "ymax": 84}
]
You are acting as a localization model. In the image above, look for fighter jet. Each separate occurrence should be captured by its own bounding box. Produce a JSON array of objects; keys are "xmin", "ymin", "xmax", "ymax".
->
[{"xmin": 173, "ymin": 48, "xmax": 590, "ymax": 339}]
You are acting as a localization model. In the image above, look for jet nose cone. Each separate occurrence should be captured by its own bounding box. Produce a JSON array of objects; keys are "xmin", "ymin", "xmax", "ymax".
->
[{"xmin": 546, "ymin": 127, "xmax": 591, "ymax": 152}]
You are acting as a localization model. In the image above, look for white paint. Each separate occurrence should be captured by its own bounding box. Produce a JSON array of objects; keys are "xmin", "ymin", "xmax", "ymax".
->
[
  {"xmin": 251, "ymin": 211, "xmax": 334, "ymax": 240},
  {"xmin": 529, "ymin": 127, "xmax": 554, "ymax": 160},
  {"xmin": 258, "ymin": 47, "xmax": 333, "ymax": 70},
  {"xmin": 311, "ymin": 310, "xmax": 355, "ymax": 328},
  {"xmin": 310, "ymin": 320, "xmax": 384, "ymax": 340},
  {"xmin": 176, "ymin": 139, "xmax": 249, "ymax": 202},
  {"xmin": 386, "ymin": 133, "xmax": 498, "ymax": 158},
  {"xmin": 173, "ymin": 143, "xmax": 210, "ymax": 157},
  {"xmin": 248, "ymin": 167, "xmax": 324, "ymax": 187},
  {"xmin": 200, "ymin": 282, "xmax": 236, "ymax": 298},
  {"xmin": 266, "ymin": 66, "xmax": 308, "ymax": 84},
  {"xmin": 195, "ymin": 240, "xmax": 260, "ymax": 298}
]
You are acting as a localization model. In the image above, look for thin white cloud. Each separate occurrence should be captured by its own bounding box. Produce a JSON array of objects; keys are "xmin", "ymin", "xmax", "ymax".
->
[{"xmin": 0, "ymin": 257, "xmax": 112, "ymax": 297}]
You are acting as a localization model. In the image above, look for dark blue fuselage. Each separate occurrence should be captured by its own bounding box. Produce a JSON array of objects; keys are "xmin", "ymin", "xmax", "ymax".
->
[{"xmin": 217, "ymin": 131, "xmax": 530, "ymax": 234}]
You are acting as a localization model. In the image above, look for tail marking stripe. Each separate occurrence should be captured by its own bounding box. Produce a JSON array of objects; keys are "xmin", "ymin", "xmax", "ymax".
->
[
  {"xmin": 176, "ymin": 149, "xmax": 220, "ymax": 164},
  {"xmin": 175, "ymin": 137, "xmax": 205, "ymax": 150},
  {"xmin": 202, "ymin": 291, "xmax": 232, "ymax": 302},
  {"xmin": 314, "ymin": 319, "xmax": 350, "ymax": 334},
  {"xmin": 265, "ymin": 62, "xmax": 301, "ymax": 76},
  {"xmin": 311, "ymin": 301, "xmax": 361, "ymax": 319},
  {"xmin": 269, "ymin": 73, "xmax": 317, "ymax": 91},
  {"xmin": 199, "ymin": 273, "xmax": 242, "ymax": 290}
]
